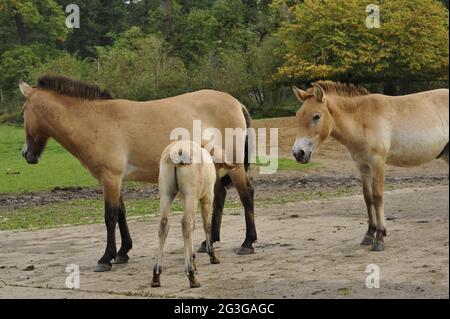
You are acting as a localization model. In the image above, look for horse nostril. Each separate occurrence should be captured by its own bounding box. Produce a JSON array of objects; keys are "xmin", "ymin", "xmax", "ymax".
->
[
  {"xmin": 299, "ymin": 150, "xmax": 306, "ymax": 157},
  {"xmin": 22, "ymin": 150, "xmax": 27, "ymax": 158}
]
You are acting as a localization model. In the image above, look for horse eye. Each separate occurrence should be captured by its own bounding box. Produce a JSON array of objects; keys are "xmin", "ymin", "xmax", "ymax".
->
[{"xmin": 313, "ymin": 114, "xmax": 321, "ymax": 121}]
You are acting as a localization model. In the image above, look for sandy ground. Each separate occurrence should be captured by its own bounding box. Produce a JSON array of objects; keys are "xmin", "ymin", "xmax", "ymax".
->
[
  {"xmin": 1, "ymin": 117, "xmax": 448, "ymax": 299},
  {"xmin": 0, "ymin": 186, "xmax": 448, "ymax": 299}
]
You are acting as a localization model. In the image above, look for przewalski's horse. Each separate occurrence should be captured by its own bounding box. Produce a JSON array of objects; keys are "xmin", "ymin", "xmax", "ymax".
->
[
  {"xmin": 18, "ymin": 75, "xmax": 257, "ymax": 272},
  {"xmin": 291, "ymin": 81, "xmax": 449, "ymax": 251},
  {"xmin": 152, "ymin": 141, "xmax": 234, "ymax": 288}
]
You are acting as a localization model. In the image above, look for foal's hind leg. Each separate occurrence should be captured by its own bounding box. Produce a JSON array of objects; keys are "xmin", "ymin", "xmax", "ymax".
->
[
  {"xmin": 151, "ymin": 193, "xmax": 173, "ymax": 288},
  {"xmin": 182, "ymin": 197, "xmax": 201, "ymax": 288},
  {"xmin": 114, "ymin": 195, "xmax": 133, "ymax": 264},
  {"xmin": 200, "ymin": 196, "xmax": 220, "ymax": 264},
  {"xmin": 95, "ymin": 175, "xmax": 122, "ymax": 272},
  {"xmin": 359, "ymin": 164, "xmax": 377, "ymax": 246}
]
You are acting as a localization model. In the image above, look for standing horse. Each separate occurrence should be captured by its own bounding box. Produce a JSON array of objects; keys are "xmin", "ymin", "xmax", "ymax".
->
[
  {"xmin": 291, "ymin": 81, "xmax": 449, "ymax": 251},
  {"xmin": 18, "ymin": 75, "xmax": 257, "ymax": 272}
]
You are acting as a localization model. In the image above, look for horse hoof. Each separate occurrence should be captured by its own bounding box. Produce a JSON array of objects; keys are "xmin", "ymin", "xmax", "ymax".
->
[
  {"xmin": 197, "ymin": 241, "xmax": 207, "ymax": 253},
  {"xmin": 94, "ymin": 263, "xmax": 112, "ymax": 272},
  {"xmin": 371, "ymin": 242, "xmax": 384, "ymax": 252},
  {"xmin": 360, "ymin": 236, "xmax": 374, "ymax": 246},
  {"xmin": 237, "ymin": 246, "xmax": 255, "ymax": 255},
  {"xmin": 210, "ymin": 256, "xmax": 220, "ymax": 264},
  {"xmin": 151, "ymin": 280, "xmax": 161, "ymax": 288},
  {"xmin": 112, "ymin": 255, "xmax": 129, "ymax": 265},
  {"xmin": 189, "ymin": 280, "xmax": 201, "ymax": 288}
]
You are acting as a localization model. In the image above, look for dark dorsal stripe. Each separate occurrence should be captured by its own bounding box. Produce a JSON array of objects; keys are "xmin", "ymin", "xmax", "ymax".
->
[{"xmin": 36, "ymin": 75, "xmax": 113, "ymax": 100}]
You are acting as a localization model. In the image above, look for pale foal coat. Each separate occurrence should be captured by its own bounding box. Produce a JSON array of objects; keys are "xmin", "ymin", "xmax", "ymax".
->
[{"xmin": 152, "ymin": 141, "xmax": 226, "ymax": 288}]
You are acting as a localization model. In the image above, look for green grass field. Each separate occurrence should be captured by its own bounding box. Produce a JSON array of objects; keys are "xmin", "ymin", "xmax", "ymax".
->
[{"xmin": 0, "ymin": 124, "xmax": 318, "ymax": 194}]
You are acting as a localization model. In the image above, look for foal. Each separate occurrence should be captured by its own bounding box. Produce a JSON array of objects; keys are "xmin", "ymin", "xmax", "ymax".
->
[
  {"xmin": 292, "ymin": 81, "xmax": 448, "ymax": 251},
  {"xmin": 151, "ymin": 141, "xmax": 234, "ymax": 288}
]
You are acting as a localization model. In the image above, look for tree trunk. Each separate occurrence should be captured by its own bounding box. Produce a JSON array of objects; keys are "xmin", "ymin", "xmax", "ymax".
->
[{"xmin": 14, "ymin": 13, "xmax": 29, "ymax": 45}]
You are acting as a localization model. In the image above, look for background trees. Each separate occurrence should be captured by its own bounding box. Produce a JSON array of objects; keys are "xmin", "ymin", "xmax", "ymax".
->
[{"xmin": 0, "ymin": 0, "xmax": 448, "ymax": 120}]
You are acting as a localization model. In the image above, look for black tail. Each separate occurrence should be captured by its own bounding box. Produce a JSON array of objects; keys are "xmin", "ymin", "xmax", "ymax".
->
[
  {"xmin": 221, "ymin": 104, "xmax": 252, "ymax": 188},
  {"xmin": 241, "ymin": 104, "xmax": 252, "ymax": 173}
]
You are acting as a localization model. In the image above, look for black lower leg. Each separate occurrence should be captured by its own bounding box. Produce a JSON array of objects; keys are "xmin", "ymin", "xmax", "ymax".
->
[
  {"xmin": 96, "ymin": 201, "xmax": 118, "ymax": 272},
  {"xmin": 211, "ymin": 176, "xmax": 229, "ymax": 242},
  {"xmin": 116, "ymin": 196, "xmax": 132, "ymax": 263},
  {"xmin": 238, "ymin": 184, "xmax": 256, "ymax": 255},
  {"xmin": 372, "ymin": 227, "xmax": 387, "ymax": 252},
  {"xmin": 361, "ymin": 224, "xmax": 377, "ymax": 245},
  {"xmin": 151, "ymin": 264, "xmax": 162, "ymax": 287}
]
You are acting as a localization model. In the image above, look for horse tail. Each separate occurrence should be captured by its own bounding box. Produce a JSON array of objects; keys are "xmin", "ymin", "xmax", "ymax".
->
[{"xmin": 241, "ymin": 104, "xmax": 252, "ymax": 173}]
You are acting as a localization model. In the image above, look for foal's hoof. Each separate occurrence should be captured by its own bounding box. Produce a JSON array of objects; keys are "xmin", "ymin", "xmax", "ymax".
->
[
  {"xmin": 197, "ymin": 241, "xmax": 207, "ymax": 253},
  {"xmin": 94, "ymin": 263, "xmax": 112, "ymax": 272},
  {"xmin": 237, "ymin": 246, "xmax": 255, "ymax": 255},
  {"xmin": 112, "ymin": 255, "xmax": 129, "ymax": 265},
  {"xmin": 360, "ymin": 235, "xmax": 374, "ymax": 246},
  {"xmin": 189, "ymin": 279, "xmax": 201, "ymax": 288},
  {"xmin": 210, "ymin": 255, "xmax": 220, "ymax": 265},
  {"xmin": 151, "ymin": 279, "xmax": 161, "ymax": 288},
  {"xmin": 371, "ymin": 241, "xmax": 384, "ymax": 252}
]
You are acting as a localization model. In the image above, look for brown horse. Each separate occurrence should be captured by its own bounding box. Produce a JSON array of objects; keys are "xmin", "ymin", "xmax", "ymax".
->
[
  {"xmin": 292, "ymin": 81, "xmax": 449, "ymax": 251},
  {"xmin": 18, "ymin": 75, "xmax": 257, "ymax": 272}
]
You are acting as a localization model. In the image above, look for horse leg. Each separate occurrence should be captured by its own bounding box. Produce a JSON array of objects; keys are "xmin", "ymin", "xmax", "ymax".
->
[
  {"xmin": 114, "ymin": 195, "xmax": 133, "ymax": 264},
  {"xmin": 95, "ymin": 175, "xmax": 122, "ymax": 272},
  {"xmin": 198, "ymin": 174, "xmax": 230, "ymax": 253},
  {"xmin": 200, "ymin": 196, "xmax": 220, "ymax": 264},
  {"xmin": 371, "ymin": 158, "xmax": 387, "ymax": 252},
  {"xmin": 182, "ymin": 197, "xmax": 201, "ymax": 288},
  {"xmin": 151, "ymin": 193, "xmax": 173, "ymax": 288},
  {"xmin": 229, "ymin": 164, "xmax": 256, "ymax": 255},
  {"xmin": 359, "ymin": 164, "xmax": 377, "ymax": 245}
]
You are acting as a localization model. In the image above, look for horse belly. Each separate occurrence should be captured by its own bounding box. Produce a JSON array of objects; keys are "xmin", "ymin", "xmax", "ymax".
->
[{"xmin": 387, "ymin": 128, "xmax": 448, "ymax": 167}]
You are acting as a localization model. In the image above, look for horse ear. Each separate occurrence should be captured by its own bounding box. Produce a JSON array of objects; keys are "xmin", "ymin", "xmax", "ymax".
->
[
  {"xmin": 19, "ymin": 80, "xmax": 33, "ymax": 98},
  {"xmin": 312, "ymin": 83, "xmax": 325, "ymax": 103},
  {"xmin": 292, "ymin": 86, "xmax": 308, "ymax": 102}
]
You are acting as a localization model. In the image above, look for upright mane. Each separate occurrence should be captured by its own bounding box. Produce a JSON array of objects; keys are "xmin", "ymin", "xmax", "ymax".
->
[
  {"xmin": 313, "ymin": 80, "xmax": 369, "ymax": 97},
  {"xmin": 36, "ymin": 75, "xmax": 113, "ymax": 100}
]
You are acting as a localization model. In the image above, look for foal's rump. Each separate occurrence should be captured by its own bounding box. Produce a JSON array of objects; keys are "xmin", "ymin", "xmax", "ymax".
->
[{"xmin": 384, "ymin": 89, "xmax": 449, "ymax": 167}]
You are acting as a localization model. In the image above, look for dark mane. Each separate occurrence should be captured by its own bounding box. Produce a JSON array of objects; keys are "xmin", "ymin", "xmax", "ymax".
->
[
  {"xmin": 36, "ymin": 75, "xmax": 113, "ymax": 100},
  {"xmin": 313, "ymin": 80, "xmax": 369, "ymax": 97}
]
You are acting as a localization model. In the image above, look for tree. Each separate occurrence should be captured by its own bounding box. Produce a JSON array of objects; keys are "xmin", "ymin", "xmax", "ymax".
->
[
  {"xmin": 275, "ymin": 0, "xmax": 449, "ymax": 89},
  {"xmin": 0, "ymin": 0, "xmax": 68, "ymax": 51}
]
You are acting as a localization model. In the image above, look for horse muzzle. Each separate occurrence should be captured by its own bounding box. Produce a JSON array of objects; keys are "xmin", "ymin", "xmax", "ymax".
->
[
  {"xmin": 293, "ymin": 149, "xmax": 312, "ymax": 164},
  {"xmin": 22, "ymin": 148, "xmax": 39, "ymax": 165}
]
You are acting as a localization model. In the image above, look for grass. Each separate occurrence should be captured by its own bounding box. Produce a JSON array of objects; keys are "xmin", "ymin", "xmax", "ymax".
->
[
  {"xmin": 0, "ymin": 124, "xmax": 318, "ymax": 194},
  {"xmin": 0, "ymin": 187, "xmax": 356, "ymax": 231},
  {"xmin": 255, "ymin": 156, "xmax": 319, "ymax": 172}
]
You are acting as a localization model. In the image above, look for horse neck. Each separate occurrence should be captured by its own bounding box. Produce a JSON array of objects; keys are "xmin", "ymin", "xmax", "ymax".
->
[
  {"xmin": 40, "ymin": 97, "xmax": 100, "ymax": 156},
  {"xmin": 326, "ymin": 95, "xmax": 364, "ymax": 148}
]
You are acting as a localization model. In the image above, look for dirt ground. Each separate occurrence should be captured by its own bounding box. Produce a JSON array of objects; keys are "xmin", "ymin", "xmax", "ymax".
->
[{"xmin": 0, "ymin": 116, "xmax": 448, "ymax": 299}]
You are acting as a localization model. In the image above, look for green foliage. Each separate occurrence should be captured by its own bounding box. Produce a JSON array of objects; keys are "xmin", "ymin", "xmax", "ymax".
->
[
  {"xmin": 0, "ymin": 0, "xmax": 448, "ymax": 118},
  {"xmin": 275, "ymin": 0, "xmax": 449, "ymax": 84},
  {"xmin": 95, "ymin": 27, "xmax": 188, "ymax": 100}
]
